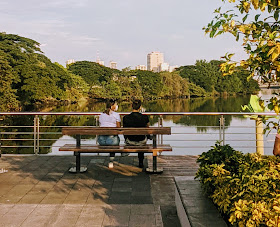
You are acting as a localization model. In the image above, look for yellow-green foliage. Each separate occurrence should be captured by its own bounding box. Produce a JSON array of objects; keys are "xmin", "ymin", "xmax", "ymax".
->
[{"xmin": 196, "ymin": 143, "xmax": 280, "ymax": 226}]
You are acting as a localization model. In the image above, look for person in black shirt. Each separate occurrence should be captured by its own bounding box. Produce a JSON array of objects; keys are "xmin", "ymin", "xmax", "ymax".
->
[{"xmin": 123, "ymin": 99, "xmax": 149, "ymax": 168}]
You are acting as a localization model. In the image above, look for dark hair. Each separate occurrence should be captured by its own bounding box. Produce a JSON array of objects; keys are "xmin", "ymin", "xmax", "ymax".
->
[
  {"xmin": 104, "ymin": 99, "xmax": 116, "ymax": 115},
  {"xmin": 132, "ymin": 99, "xmax": 141, "ymax": 110}
]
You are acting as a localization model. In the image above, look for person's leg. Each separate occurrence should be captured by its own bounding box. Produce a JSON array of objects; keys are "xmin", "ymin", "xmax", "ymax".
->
[
  {"xmin": 107, "ymin": 136, "xmax": 120, "ymax": 168},
  {"xmin": 138, "ymin": 153, "xmax": 144, "ymax": 168},
  {"xmin": 126, "ymin": 138, "xmax": 147, "ymax": 168},
  {"xmin": 97, "ymin": 135, "xmax": 107, "ymax": 145}
]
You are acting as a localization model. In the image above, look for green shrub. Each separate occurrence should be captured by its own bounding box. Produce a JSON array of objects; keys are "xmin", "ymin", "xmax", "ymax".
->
[{"xmin": 196, "ymin": 143, "xmax": 280, "ymax": 227}]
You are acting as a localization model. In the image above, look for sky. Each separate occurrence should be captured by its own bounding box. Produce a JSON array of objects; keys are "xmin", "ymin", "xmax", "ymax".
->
[{"xmin": 0, "ymin": 0, "xmax": 247, "ymax": 69}]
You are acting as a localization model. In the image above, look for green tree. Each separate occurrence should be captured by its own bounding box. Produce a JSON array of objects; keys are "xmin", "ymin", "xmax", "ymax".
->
[
  {"xmin": 54, "ymin": 63, "xmax": 89, "ymax": 101},
  {"xmin": 0, "ymin": 53, "xmax": 19, "ymax": 111},
  {"xmin": 179, "ymin": 60, "xmax": 220, "ymax": 93},
  {"xmin": 178, "ymin": 60, "xmax": 259, "ymax": 95},
  {"xmin": 204, "ymin": 0, "xmax": 280, "ymax": 81},
  {"xmin": 0, "ymin": 32, "xmax": 77, "ymax": 108},
  {"xmin": 68, "ymin": 61, "xmax": 117, "ymax": 86},
  {"xmin": 160, "ymin": 71, "xmax": 190, "ymax": 98},
  {"xmin": 204, "ymin": 0, "xmax": 280, "ymax": 132},
  {"xmin": 135, "ymin": 70, "xmax": 163, "ymax": 98}
]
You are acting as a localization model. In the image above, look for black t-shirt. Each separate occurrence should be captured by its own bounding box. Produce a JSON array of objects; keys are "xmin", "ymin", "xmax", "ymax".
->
[{"xmin": 123, "ymin": 112, "xmax": 149, "ymax": 141}]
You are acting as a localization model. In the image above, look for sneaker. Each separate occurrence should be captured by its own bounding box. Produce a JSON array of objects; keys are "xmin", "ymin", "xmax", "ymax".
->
[{"xmin": 108, "ymin": 162, "xmax": 114, "ymax": 168}]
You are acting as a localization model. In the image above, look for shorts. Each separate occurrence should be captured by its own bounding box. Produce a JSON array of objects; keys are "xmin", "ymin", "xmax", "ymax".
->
[
  {"xmin": 97, "ymin": 135, "xmax": 120, "ymax": 146},
  {"xmin": 125, "ymin": 137, "xmax": 147, "ymax": 146}
]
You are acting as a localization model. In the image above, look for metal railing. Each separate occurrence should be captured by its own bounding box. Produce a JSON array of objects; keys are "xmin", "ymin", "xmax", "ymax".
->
[{"xmin": 0, "ymin": 112, "xmax": 278, "ymax": 156}]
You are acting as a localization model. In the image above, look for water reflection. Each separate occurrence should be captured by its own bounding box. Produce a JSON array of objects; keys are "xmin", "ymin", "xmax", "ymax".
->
[{"xmin": 0, "ymin": 96, "xmax": 251, "ymax": 154}]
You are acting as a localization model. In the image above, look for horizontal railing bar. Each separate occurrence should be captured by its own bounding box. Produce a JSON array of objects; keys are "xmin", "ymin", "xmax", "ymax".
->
[
  {"xmin": 1, "ymin": 146, "xmax": 35, "ymax": 148},
  {"xmin": 0, "ymin": 126, "xmax": 34, "ymax": 128},
  {"xmin": 1, "ymin": 132, "xmax": 262, "ymax": 136},
  {"xmin": 163, "ymin": 139, "xmax": 268, "ymax": 142},
  {"xmin": 171, "ymin": 146, "xmax": 271, "ymax": 148},
  {"xmin": 0, "ymin": 112, "xmax": 279, "ymax": 116},
  {"xmin": 0, "ymin": 125, "xmax": 259, "ymax": 129},
  {"xmin": 1, "ymin": 132, "xmax": 34, "ymax": 135},
  {"xmin": 1, "ymin": 139, "xmax": 34, "ymax": 141},
  {"xmin": 1, "ymin": 138, "xmax": 61, "ymax": 141},
  {"xmin": 1, "ymin": 146, "xmax": 272, "ymax": 149},
  {"xmin": 0, "ymin": 126, "xmax": 261, "ymax": 130},
  {"xmin": 1, "ymin": 139, "xmax": 272, "ymax": 142}
]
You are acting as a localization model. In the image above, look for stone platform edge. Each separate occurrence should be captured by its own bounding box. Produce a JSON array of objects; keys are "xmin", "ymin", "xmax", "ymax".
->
[{"xmin": 174, "ymin": 176, "xmax": 227, "ymax": 227}]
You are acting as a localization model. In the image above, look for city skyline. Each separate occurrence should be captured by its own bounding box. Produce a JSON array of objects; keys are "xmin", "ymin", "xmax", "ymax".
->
[
  {"xmin": 0, "ymin": 0, "xmax": 244, "ymax": 69},
  {"xmin": 67, "ymin": 51, "xmax": 178, "ymax": 72}
]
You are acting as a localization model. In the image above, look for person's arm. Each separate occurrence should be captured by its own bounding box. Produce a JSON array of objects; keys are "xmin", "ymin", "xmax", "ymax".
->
[
  {"xmin": 116, "ymin": 113, "xmax": 121, "ymax": 128},
  {"xmin": 145, "ymin": 115, "xmax": 151, "ymax": 139},
  {"xmin": 145, "ymin": 115, "xmax": 150, "ymax": 127}
]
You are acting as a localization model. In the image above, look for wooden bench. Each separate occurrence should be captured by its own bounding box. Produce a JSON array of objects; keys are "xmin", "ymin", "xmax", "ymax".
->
[{"xmin": 59, "ymin": 127, "xmax": 172, "ymax": 173}]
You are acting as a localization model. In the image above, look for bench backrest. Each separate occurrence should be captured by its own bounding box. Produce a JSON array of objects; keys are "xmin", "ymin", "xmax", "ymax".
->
[{"xmin": 62, "ymin": 127, "xmax": 171, "ymax": 135}]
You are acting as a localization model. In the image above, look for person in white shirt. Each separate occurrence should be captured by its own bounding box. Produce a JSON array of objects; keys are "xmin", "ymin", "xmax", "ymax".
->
[{"xmin": 98, "ymin": 99, "xmax": 121, "ymax": 168}]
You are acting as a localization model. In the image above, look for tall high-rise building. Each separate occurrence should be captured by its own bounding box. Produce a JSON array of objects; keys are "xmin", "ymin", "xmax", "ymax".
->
[
  {"xmin": 109, "ymin": 61, "xmax": 117, "ymax": 69},
  {"xmin": 147, "ymin": 51, "xmax": 164, "ymax": 72}
]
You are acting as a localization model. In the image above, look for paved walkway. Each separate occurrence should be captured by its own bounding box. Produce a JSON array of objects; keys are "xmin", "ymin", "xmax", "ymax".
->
[{"xmin": 0, "ymin": 155, "xmax": 199, "ymax": 227}]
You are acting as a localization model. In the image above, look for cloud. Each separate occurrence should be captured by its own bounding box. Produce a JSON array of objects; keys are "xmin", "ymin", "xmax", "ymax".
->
[
  {"xmin": 170, "ymin": 34, "xmax": 185, "ymax": 40},
  {"xmin": 41, "ymin": 0, "xmax": 89, "ymax": 9},
  {"xmin": 67, "ymin": 35, "xmax": 101, "ymax": 45}
]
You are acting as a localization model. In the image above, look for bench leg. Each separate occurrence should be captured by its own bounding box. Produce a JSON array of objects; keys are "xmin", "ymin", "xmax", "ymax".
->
[
  {"xmin": 69, "ymin": 152, "xmax": 87, "ymax": 173},
  {"xmin": 146, "ymin": 151, "xmax": 163, "ymax": 174}
]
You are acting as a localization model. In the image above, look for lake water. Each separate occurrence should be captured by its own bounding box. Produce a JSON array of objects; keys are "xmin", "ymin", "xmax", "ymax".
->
[{"xmin": 1, "ymin": 90, "xmax": 278, "ymax": 156}]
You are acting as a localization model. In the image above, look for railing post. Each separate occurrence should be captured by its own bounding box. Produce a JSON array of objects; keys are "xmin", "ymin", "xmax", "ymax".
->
[
  {"xmin": 255, "ymin": 116, "xmax": 264, "ymax": 155},
  {"xmin": 33, "ymin": 115, "xmax": 40, "ymax": 155},
  {"xmin": 33, "ymin": 115, "xmax": 36, "ymax": 154},
  {"xmin": 0, "ymin": 117, "xmax": 2, "ymax": 158},
  {"xmin": 37, "ymin": 116, "xmax": 40, "ymax": 155},
  {"xmin": 96, "ymin": 116, "xmax": 99, "ymax": 155},
  {"xmin": 219, "ymin": 115, "xmax": 225, "ymax": 145},
  {"xmin": 158, "ymin": 115, "xmax": 163, "ymax": 145}
]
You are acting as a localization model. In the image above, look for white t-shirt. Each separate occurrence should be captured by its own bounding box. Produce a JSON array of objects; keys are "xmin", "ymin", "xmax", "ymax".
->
[{"xmin": 99, "ymin": 111, "xmax": 121, "ymax": 127}]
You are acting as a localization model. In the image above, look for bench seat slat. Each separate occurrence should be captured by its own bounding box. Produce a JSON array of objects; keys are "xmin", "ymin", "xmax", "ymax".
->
[
  {"xmin": 59, "ymin": 144, "xmax": 172, "ymax": 153},
  {"xmin": 62, "ymin": 127, "xmax": 171, "ymax": 135}
]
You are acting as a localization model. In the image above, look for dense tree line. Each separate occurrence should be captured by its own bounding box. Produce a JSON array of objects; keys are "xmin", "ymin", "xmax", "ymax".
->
[
  {"xmin": 178, "ymin": 60, "xmax": 260, "ymax": 95},
  {"xmin": 0, "ymin": 33, "xmax": 260, "ymax": 111},
  {"xmin": 0, "ymin": 33, "xmax": 87, "ymax": 111}
]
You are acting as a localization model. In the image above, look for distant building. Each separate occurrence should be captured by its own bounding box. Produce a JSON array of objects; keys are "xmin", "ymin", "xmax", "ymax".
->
[
  {"xmin": 66, "ymin": 59, "xmax": 75, "ymax": 65},
  {"xmin": 147, "ymin": 51, "xmax": 164, "ymax": 72},
  {"xmin": 96, "ymin": 58, "xmax": 105, "ymax": 66},
  {"xmin": 169, "ymin": 65, "xmax": 179, "ymax": 72},
  {"xmin": 159, "ymin": 63, "xmax": 169, "ymax": 72},
  {"xmin": 109, "ymin": 61, "xmax": 117, "ymax": 69},
  {"xmin": 135, "ymin": 65, "xmax": 147, "ymax": 71}
]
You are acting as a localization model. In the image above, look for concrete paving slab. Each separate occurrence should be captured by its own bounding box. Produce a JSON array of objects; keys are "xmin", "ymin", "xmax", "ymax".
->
[
  {"xmin": 0, "ymin": 204, "xmax": 37, "ymax": 227},
  {"xmin": 76, "ymin": 204, "xmax": 106, "ymax": 226},
  {"xmin": 0, "ymin": 204, "xmax": 14, "ymax": 217},
  {"xmin": 20, "ymin": 204, "xmax": 61, "ymax": 227},
  {"xmin": 46, "ymin": 204, "xmax": 84, "ymax": 226},
  {"xmin": 129, "ymin": 214, "xmax": 156, "ymax": 227}
]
